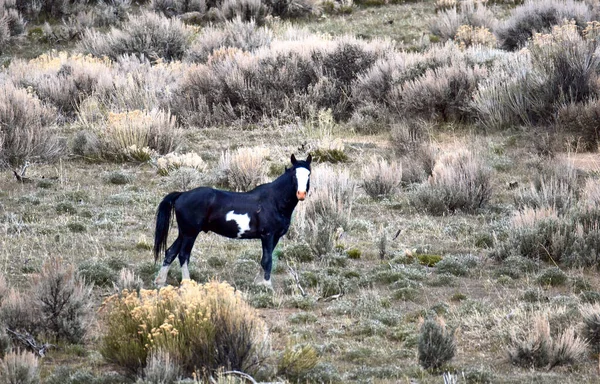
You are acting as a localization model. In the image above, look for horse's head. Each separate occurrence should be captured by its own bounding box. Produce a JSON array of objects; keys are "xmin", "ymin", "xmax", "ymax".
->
[{"xmin": 291, "ymin": 154, "xmax": 312, "ymax": 201}]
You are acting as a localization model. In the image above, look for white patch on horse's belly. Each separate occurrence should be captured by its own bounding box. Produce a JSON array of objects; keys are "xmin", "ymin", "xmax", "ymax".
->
[{"xmin": 226, "ymin": 211, "xmax": 251, "ymax": 238}]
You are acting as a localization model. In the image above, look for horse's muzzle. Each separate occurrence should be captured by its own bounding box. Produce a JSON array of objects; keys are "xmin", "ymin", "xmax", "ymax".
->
[{"xmin": 296, "ymin": 191, "xmax": 306, "ymax": 201}]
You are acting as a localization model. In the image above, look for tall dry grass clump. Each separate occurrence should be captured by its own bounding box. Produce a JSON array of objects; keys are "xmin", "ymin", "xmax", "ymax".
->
[
  {"xmin": 0, "ymin": 81, "xmax": 62, "ymax": 167},
  {"xmin": 100, "ymin": 280, "xmax": 270, "ymax": 376},
  {"xmin": 412, "ymin": 149, "xmax": 492, "ymax": 214},
  {"xmin": 496, "ymin": 0, "xmax": 591, "ymax": 50},
  {"xmin": 96, "ymin": 109, "xmax": 181, "ymax": 162},
  {"xmin": 220, "ymin": 0, "xmax": 268, "ymax": 23},
  {"xmin": 142, "ymin": 349, "xmax": 182, "ymax": 384},
  {"xmin": 0, "ymin": 350, "xmax": 40, "ymax": 384},
  {"xmin": 556, "ymin": 98, "xmax": 600, "ymax": 152},
  {"xmin": 293, "ymin": 164, "xmax": 355, "ymax": 256},
  {"xmin": 151, "ymin": 0, "xmax": 206, "ymax": 16},
  {"xmin": 492, "ymin": 204, "xmax": 600, "ymax": 267},
  {"xmin": 580, "ymin": 303, "xmax": 600, "ymax": 354},
  {"xmin": 508, "ymin": 312, "xmax": 587, "ymax": 369},
  {"xmin": 79, "ymin": 11, "xmax": 192, "ymax": 62},
  {"xmin": 361, "ymin": 157, "xmax": 402, "ymax": 200},
  {"xmin": 515, "ymin": 159, "xmax": 578, "ymax": 213},
  {"xmin": 218, "ymin": 147, "xmax": 269, "ymax": 191}
]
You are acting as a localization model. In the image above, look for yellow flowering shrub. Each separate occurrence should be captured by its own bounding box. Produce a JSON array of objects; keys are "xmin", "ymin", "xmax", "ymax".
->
[
  {"xmin": 455, "ymin": 25, "xmax": 497, "ymax": 49},
  {"xmin": 100, "ymin": 280, "xmax": 270, "ymax": 375}
]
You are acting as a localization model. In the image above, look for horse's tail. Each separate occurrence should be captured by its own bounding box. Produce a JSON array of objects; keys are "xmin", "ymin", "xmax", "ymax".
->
[{"xmin": 154, "ymin": 191, "xmax": 182, "ymax": 264}]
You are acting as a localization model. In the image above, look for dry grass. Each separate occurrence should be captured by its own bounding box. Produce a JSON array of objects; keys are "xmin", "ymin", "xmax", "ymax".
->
[
  {"xmin": 3, "ymin": 1, "xmax": 600, "ymax": 383},
  {"xmin": 361, "ymin": 156, "xmax": 402, "ymax": 200},
  {"xmin": 0, "ymin": 349, "xmax": 40, "ymax": 384},
  {"xmin": 218, "ymin": 147, "xmax": 269, "ymax": 191}
]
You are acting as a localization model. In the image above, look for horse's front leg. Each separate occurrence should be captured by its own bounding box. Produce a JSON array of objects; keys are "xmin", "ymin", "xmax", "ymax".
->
[{"xmin": 260, "ymin": 234, "xmax": 279, "ymax": 287}]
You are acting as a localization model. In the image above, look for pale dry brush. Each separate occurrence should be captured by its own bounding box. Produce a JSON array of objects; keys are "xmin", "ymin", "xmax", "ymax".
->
[
  {"xmin": 31, "ymin": 257, "xmax": 94, "ymax": 343},
  {"xmin": 101, "ymin": 281, "xmax": 271, "ymax": 376},
  {"xmin": 418, "ymin": 317, "xmax": 455, "ymax": 370},
  {"xmin": 143, "ymin": 349, "xmax": 182, "ymax": 384},
  {"xmin": 109, "ymin": 55, "xmax": 185, "ymax": 112},
  {"xmin": 470, "ymin": 50, "xmax": 533, "ymax": 130},
  {"xmin": 455, "ymin": 25, "xmax": 497, "ymax": 48},
  {"xmin": 185, "ymin": 17, "xmax": 272, "ymax": 63},
  {"xmin": 156, "ymin": 152, "xmax": 206, "ymax": 176},
  {"xmin": 412, "ymin": 149, "xmax": 492, "ymax": 214},
  {"xmin": 556, "ymin": 98, "xmax": 600, "ymax": 152},
  {"xmin": 580, "ymin": 303, "xmax": 600, "ymax": 353},
  {"xmin": 361, "ymin": 157, "xmax": 402, "ymax": 200},
  {"xmin": 474, "ymin": 21, "xmax": 600, "ymax": 131},
  {"xmin": 496, "ymin": 0, "xmax": 591, "ymax": 50},
  {"xmin": 508, "ymin": 311, "xmax": 587, "ymax": 369},
  {"xmin": 151, "ymin": 0, "xmax": 206, "ymax": 16},
  {"xmin": 398, "ymin": 63, "xmax": 487, "ymax": 123},
  {"xmin": 264, "ymin": 0, "xmax": 317, "ymax": 18},
  {"xmin": 219, "ymin": 0, "xmax": 268, "ymax": 23},
  {"xmin": 0, "ymin": 15, "xmax": 8, "ymax": 49},
  {"xmin": 0, "ymin": 349, "xmax": 40, "ymax": 384},
  {"xmin": 0, "ymin": 80, "xmax": 62, "ymax": 167},
  {"xmin": 99, "ymin": 109, "xmax": 181, "ymax": 162},
  {"xmin": 430, "ymin": 0, "xmax": 497, "ymax": 41},
  {"xmin": 581, "ymin": 177, "xmax": 600, "ymax": 209},
  {"xmin": 0, "ymin": 289, "xmax": 39, "ymax": 335},
  {"xmin": 8, "ymin": 52, "xmax": 114, "ymax": 117},
  {"xmin": 115, "ymin": 268, "xmax": 144, "ymax": 293},
  {"xmin": 218, "ymin": 147, "xmax": 269, "ymax": 191},
  {"xmin": 79, "ymin": 11, "xmax": 192, "ymax": 62},
  {"xmin": 293, "ymin": 164, "xmax": 355, "ymax": 255}
]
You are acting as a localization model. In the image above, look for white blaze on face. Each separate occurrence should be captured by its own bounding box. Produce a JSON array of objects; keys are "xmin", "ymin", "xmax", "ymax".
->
[
  {"xmin": 295, "ymin": 167, "xmax": 310, "ymax": 194},
  {"xmin": 226, "ymin": 211, "xmax": 251, "ymax": 238}
]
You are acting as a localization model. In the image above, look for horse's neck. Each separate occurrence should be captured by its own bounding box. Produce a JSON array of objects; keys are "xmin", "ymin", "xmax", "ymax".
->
[{"xmin": 271, "ymin": 171, "xmax": 298, "ymax": 216}]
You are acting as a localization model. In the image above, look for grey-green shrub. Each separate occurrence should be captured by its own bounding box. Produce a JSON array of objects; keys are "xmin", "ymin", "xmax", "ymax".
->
[
  {"xmin": 152, "ymin": 0, "xmax": 206, "ymax": 16},
  {"xmin": 496, "ymin": 0, "xmax": 591, "ymax": 50},
  {"xmin": 556, "ymin": 99, "xmax": 600, "ymax": 152},
  {"xmin": 430, "ymin": 0, "xmax": 497, "ymax": 41},
  {"xmin": 220, "ymin": 0, "xmax": 268, "ymax": 23},
  {"xmin": 581, "ymin": 304, "xmax": 600, "ymax": 354},
  {"xmin": 418, "ymin": 317, "xmax": 455, "ymax": 370},
  {"xmin": 0, "ymin": 81, "xmax": 62, "ymax": 167},
  {"xmin": 79, "ymin": 11, "xmax": 192, "ymax": 62},
  {"xmin": 493, "ymin": 207, "xmax": 600, "ymax": 268},
  {"xmin": 411, "ymin": 150, "xmax": 492, "ymax": 214},
  {"xmin": 185, "ymin": 17, "xmax": 272, "ymax": 63},
  {"xmin": 32, "ymin": 258, "xmax": 94, "ymax": 343},
  {"xmin": 0, "ymin": 350, "xmax": 39, "ymax": 384},
  {"xmin": 142, "ymin": 350, "xmax": 182, "ymax": 384}
]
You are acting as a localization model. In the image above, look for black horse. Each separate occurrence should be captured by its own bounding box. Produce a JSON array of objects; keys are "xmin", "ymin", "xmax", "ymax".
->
[{"xmin": 153, "ymin": 154, "xmax": 312, "ymax": 287}]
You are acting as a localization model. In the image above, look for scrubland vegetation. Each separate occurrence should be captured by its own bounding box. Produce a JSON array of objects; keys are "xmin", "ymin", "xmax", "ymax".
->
[{"xmin": 2, "ymin": 0, "xmax": 600, "ymax": 382}]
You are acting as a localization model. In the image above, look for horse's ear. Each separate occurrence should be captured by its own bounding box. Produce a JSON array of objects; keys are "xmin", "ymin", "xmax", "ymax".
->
[
  {"xmin": 306, "ymin": 153, "xmax": 312, "ymax": 164},
  {"xmin": 291, "ymin": 154, "xmax": 298, "ymax": 165}
]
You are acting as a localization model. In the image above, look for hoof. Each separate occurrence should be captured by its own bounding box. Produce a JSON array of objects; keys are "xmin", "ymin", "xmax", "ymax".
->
[{"xmin": 256, "ymin": 278, "xmax": 273, "ymax": 289}]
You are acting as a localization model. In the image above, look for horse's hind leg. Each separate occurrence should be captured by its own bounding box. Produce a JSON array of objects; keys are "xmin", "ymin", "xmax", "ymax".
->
[
  {"xmin": 178, "ymin": 234, "xmax": 198, "ymax": 282},
  {"xmin": 155, "ymin": 236, "xmax": 183, "ymax": 287}
]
